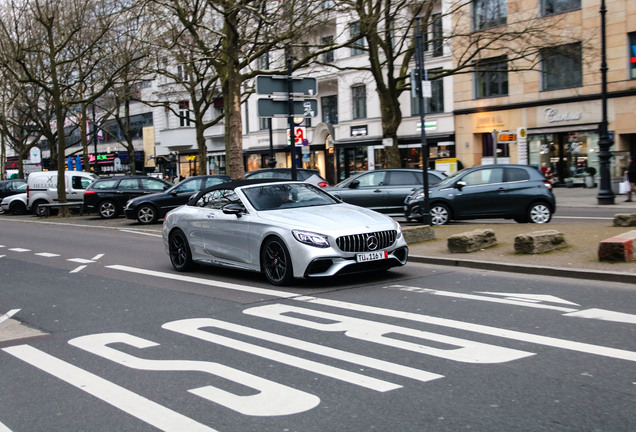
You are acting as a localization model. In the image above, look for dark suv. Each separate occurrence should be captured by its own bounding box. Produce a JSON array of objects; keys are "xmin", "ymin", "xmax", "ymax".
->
[
  {"xmin": 404, "ymin": 164, "xmax": 555, "ymax": 225},
  {"xmin": 84, "ymin": 175, "xmax": 172, "ymax": 218},
  {"xmin": 245, "ymin": 168, "xmax": 328, "ymax": 187},
  {"xmin": 0, "ymin": 179, "xmax": 27, "ymax": 200}
]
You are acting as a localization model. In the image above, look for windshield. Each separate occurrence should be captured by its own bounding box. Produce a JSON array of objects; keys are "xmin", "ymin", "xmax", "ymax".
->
[
  {"xmin": 434, "ymin": 168, "xmax": 467, "ymax": 187},
  {"xmin": 243, "ymin": 183, "xmax": 339, "ymax": 211}
]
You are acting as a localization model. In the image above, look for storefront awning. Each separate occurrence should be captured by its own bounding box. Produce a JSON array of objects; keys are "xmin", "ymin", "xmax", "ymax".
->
[{"xmin": 528, "ymin": 123, "xmax": 599, "ymax": 134}]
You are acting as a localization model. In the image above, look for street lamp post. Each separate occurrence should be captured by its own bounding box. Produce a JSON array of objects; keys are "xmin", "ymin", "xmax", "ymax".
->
[
  {"xmin": 415, "ymin": 17, "xmax": 431, "ymax": 225},
  {"xmin": 597, "ymin": 0, "xmax": 615, "ymax": 205}
]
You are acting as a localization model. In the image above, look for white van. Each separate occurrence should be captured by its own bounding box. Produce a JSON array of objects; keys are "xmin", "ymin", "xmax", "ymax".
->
[{"xmin": 27, "ymin": 171, "xmax": 97, "ymax": 215}]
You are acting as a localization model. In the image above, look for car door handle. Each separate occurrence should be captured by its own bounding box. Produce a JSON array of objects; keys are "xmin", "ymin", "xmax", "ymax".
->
[{"xmin": 373, "ymin": 189, "xmax": 382, "ymax": 193}]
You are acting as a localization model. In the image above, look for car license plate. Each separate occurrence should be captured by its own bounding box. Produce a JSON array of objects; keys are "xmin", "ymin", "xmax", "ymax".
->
[{"xmin": 356, "ymin": 251, "xmax": 388, "ymax": 263}]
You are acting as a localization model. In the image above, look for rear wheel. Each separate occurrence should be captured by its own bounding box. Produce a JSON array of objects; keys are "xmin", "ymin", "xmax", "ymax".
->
[
  {"xmin": 429, "ymin": 203, "xmax": 450, "ymax": 225},
  {"xmin": 98, "ymin": 200, "xmax": 117, "ymax": 218},
  {"xmin": 33, "ymin": 200, "xmax": 49, "ymax": 217},
  {"xmin": 9, "ymin": 200, "xmax": 27, "ymax": 215},
  {"xmin": 528, "ymin": 202, "xmax": 552, "ymax": 224},
  {"xmin": 169, "ymin": 229, "xmax": 195, "ymax": 271},
  {"xmin": 261, "ymin": 237, "xmax": 293, "ymax": 286},
  {"xmin": 136, "ymin": 204, "xmax": 158, "ymax": 224}
]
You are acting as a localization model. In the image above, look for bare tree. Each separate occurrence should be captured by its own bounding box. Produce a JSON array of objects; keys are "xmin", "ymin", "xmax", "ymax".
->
[
  {"xmin": 0, "ymin": 0, "xmax": 142, "ymax": 207},
  {"xmin": 336, "ymin": 0, "xmax": 582, "ymax": 167}
]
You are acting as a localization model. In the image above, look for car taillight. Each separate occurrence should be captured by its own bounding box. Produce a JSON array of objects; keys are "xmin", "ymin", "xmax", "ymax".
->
[
  {"xmin": 26, "ymin": 186, "xmax": 29, "ymax": 199},
  {"xmin": 543, "ymin": 180, "xmax": 552, "ymax": 191},
  {"xmin": 317, "ymin": 181, "xmax": 328, "ymax": 188},
  {"xmin": 84, "ymin": 190, "xmax": 96, "ymax": 196}
]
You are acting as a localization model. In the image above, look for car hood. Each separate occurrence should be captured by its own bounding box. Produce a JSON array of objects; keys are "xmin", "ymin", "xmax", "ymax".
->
[
  {"xmin": 257, "ymin": 203, "xmax": 396, "ymax": 232},
  {"xmin": 2, "ymin": 192, "xmax": 27, "ymax": 203}
]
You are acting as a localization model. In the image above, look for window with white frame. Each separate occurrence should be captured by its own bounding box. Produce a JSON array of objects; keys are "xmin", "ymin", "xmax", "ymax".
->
[
  {"xmin": 179, "ymin": 101, "xmax": 191, "ymax": 127},
  {"xmin": 475, "ymin": 56, "xmax": 508, "ymax": 98},
  {"xmin": 540, "ymin": 0, "xmax": 580, "ymax": 16},
  {"xmin": 432, "ymin": 14, "xmax": 443, "ymax": 57},
  {"xmin": 257, "ymin": 52, "xmax": 269, "ymax": 70},
  {"xmin": 473, "ymin": 0, "xmax": 506, "ymax": 31},
  {"xmin": 541, "ymin": 43, "xmax": 582, "ymax": 90},
  {"xmin": 350, "ymin": 22, "xmax": 365, "ymax": 56},
  {"xmin": 352, "ymin": 85, "xmax": 366, "ymax": 119},
  {"xmin": 322, "ymin": 36, "xmax": 334, "ymax": 63},
  {"xmin": 412, "ymin": 69, "xmax": 444, "ymax": 115}
]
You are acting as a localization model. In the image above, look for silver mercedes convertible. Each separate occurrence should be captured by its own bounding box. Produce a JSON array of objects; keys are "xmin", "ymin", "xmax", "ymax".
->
[{"xmin": 162, "ymin": 180, "xmax": 409, "ymax": 285}]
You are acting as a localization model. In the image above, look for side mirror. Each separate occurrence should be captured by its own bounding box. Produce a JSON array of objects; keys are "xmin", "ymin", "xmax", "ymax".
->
[
  {"xmin": 348, "ymin": 180, "xmax": 360, "ymax": 189},
  {"xmin": 222, "ymin": 203, "xmax": 245, "ymax": 217},
  {"xmin": 455, "ymin": 181, "xmax": 466, "ymax": 190}
]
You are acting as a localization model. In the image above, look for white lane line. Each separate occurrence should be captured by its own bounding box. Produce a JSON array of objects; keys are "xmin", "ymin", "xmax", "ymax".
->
[
  {"xmin": 106, "ymin": 265, "xmax": 296, "ymax": 298},
  {"xmin": 0, "ymin": 420, "xmax": 14, "ymax": 432},
  {"xmin": 8, "ymin": 248, "xmax": 30, "ymax": 253},
  {"xmin": 70, "ymin": 265, "xmax": 87, "ymax": 274},
  {"xmin": 119, "ymin": 229, "xmax": 162, "ymax": 238},
  {"xmin": 91, "ymin": 254, "xmax": 105, "ymax": 260},
  {"xmin": 0, "ymin": 309, "xmax": 20, "ymax": 325},
  {"xmin": 67, "ymin": 258, "xmax": 95, "ymax": 264},
  {"xmin": 2, "ymin": 345, "xmax": 218, "ymax": 432},
  {"xmin": 35, "ymin": 252, "xmax": 61, "ymax": 257}
]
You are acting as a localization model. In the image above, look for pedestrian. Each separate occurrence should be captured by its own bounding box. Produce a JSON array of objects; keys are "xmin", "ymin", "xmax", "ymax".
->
[{"xmin": 625, "ymin": 157, "xmax": 636, "ymax": 202}]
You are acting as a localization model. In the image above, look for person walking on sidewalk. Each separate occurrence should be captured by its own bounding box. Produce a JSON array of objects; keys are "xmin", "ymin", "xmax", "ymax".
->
[{"xmin": 626, "ymin": 157, "xmax": 636, "ymax": 202}]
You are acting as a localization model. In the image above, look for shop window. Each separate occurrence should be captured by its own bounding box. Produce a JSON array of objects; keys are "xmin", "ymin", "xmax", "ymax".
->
[
  {"xmin": 540, "ymin": 0, "xmax": 580, "ymax": 16},
  {"xmin": 629, "ymin": 32, "xmax": 636, "ymax": 80},
  {"xmin": 352, "ymin": 85, "xmax": 366, "ymax": 119},
  {"xmin": 541, "ymin": 43, "xmax": 582, "ymax": 90},
  {"xmin": 350, "ymin": 22, "xmax": 365, "ymax": 56},
  {"xmin": 475, "ymin": 57, "xmax": 508, "ymax": 98},
  {"xmin": 473, "ymin": 0, "xmax": 506, "ymax": 31}
]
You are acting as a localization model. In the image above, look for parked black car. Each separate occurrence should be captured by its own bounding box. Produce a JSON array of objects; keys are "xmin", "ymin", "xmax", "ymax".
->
[
  {"xmin": 325, "ymin": 168, "xmax": 447, "ymax": 215},
  {"xmin": 83, "ymin": 175, "xmax": 172, "ymax": 218},
  {"xmin": 123, "ymin": 175, "xmax": 231, "ymax": 224},
  {"xmin": 245, "ymin": 168, "xmax": 329, "ymax": 187},
  {"xmin": 404, "ymin": 164, "xmax": 555, "ymax": 225},
  {"xmin": 0, "ymin": 179, "xmax": 27, "ymax": 200}
]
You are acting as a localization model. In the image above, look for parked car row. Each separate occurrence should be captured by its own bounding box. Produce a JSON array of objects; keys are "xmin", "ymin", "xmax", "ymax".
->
[{"xmin": 1, "ymin": 165, "xmax": 555, "ymax": 227}]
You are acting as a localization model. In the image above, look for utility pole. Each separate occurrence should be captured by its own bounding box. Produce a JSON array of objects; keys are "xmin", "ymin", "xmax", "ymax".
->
[{"xmin": 415, "ymin": 17, "xmax": 431, "ymax": 225}]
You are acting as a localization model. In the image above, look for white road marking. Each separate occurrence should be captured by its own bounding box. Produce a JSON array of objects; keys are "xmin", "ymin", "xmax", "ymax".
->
[
  {"xmin": 0, "ymin": 420, "xmax": 14, "ymax": 432},
  {"xmin": 297, "ymin": 296, "xmax": 636, "ymax": 363},
  {"xmin": 119, "ymin": 229, "xmax": 162, "ymax": 237},
  {"xmin": 67, "ymin": 258, "xmax": 95, "ymax": 264},
  {"xmin": 35, "ymin": 252, "xmax": 61, "ymax": 257},
  {"xmin": 564, "ymin": 308, "xmax": 636, "ymax": 324},
  {"xmin": 108, "ymin": 265, "xmax": 636, "ymax": 363},
  {"xmin": 91, "ymin": 254, "xmax": 104, "ymax": 260},
  {"xmin": 164, "ymin": 318, "xmax": 440, "ymax": 389},
  {"xmin": 70, "ymin": 265, "xmax": 87, "ymax": 274},
  {"xmin": 387, "ymin": 286, "xmax": 579, "ymax": 312},
  {"xmin": 2, "ymin": 345, "xmax": 218, "ymax": 432},
  {"xmin": 477, "ymin": 292, "xmax": 580, "ymax": 306},
  {"xmin": 0, "ymin": 309, "xmax": 20, "ymax": 325},
  {"xmin": 8, "ymin": 248, "xmax": 30, "ymax": 253}
]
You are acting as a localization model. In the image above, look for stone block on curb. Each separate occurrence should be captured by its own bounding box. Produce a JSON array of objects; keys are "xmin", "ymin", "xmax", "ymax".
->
[
  {"xmin": 402, "ymin": 225, "xmax": 435, "ymax": 244},
  {"xmin": 598, "ymin": 230, "xmax": 636, "ymax": 262},
  {"xmin": 514, "ymin": 230, "xmax": 567, "ymax": 254},
  {"xmin": 447, "ymin": 229, "xmax": 497, "ymax": 253},
  {"xmin": 613, "ymin": 214, "xmax": 636, "ymax": 227}
]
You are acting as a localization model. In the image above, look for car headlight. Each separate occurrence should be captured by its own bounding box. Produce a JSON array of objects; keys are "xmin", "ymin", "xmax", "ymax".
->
[
  {"xmin": 396, "ymin": 223, "xmax": 403, "ymax": 239},
  {"xmin": 293, "ymin": 230, "xmax": 329, "ymax": 248}
]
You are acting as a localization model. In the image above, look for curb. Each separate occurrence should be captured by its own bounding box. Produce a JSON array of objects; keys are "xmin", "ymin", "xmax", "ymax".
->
[{"xmin": 409, "ymin": 255, "xmax": 636, "ymax": 285}]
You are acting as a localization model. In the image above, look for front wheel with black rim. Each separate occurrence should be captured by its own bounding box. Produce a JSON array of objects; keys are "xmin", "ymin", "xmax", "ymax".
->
[
  {"xmin": 169, "ymin": 229, "xmax": 195, "ymax": 271},
  {"xmin": 9, "ymin": 200, "xmax": 27, "ymax": 215},
  {"xmin": 98, "ymin": 200, "xmax": 118, "ymax": 219},
  {"xmin": 429, "ymin": 203, "xmax": 450, "ymax": 226},
  {"xmin": 528, "ymin": 202, "xmax": 552, "ymax": 224},
  {"xmin": 136, "ymin": 204, "xmax": 158, "ymax": 224},
  {"xmin": 261, "ymin": 237, "xmax": 294, "ymax": 286}
]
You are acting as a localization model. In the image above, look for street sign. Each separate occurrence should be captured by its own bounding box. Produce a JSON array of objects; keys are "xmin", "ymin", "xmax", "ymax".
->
[
  {"xmin": 258, "ymin": 98, "xmax": 318, "ymax": 118},
  {"xmin": 256, "ymin": 75, "xmax": 317, "ymax": 96}
]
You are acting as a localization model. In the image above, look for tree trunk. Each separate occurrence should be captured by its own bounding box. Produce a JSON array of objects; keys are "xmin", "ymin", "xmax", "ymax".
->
[{"xmin": 378, "ymin": 89, "xmax": 402, "ymax": 168}]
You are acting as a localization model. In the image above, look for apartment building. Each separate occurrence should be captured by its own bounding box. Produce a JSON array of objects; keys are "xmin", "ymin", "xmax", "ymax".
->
[{"xmin": 453, "ymin": 0, "xmax": 636, "ymax": 186}]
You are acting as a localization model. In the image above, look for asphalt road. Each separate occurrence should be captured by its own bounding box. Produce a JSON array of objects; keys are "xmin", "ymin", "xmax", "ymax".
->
[{"xmin": 1, "ymin": 217, "xmax": 635, "ymax": 432}]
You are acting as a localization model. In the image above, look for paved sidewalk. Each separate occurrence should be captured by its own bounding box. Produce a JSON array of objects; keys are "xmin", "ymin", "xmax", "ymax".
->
[{"xmin": 407, "ymin": 186, "xmax": 636, "ymax": 284}]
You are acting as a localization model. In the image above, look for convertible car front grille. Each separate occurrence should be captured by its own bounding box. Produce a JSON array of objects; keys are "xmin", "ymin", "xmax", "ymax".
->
[{"xmin": 336, "ymin": 230, "xmax": 397, "ymax": 252}]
